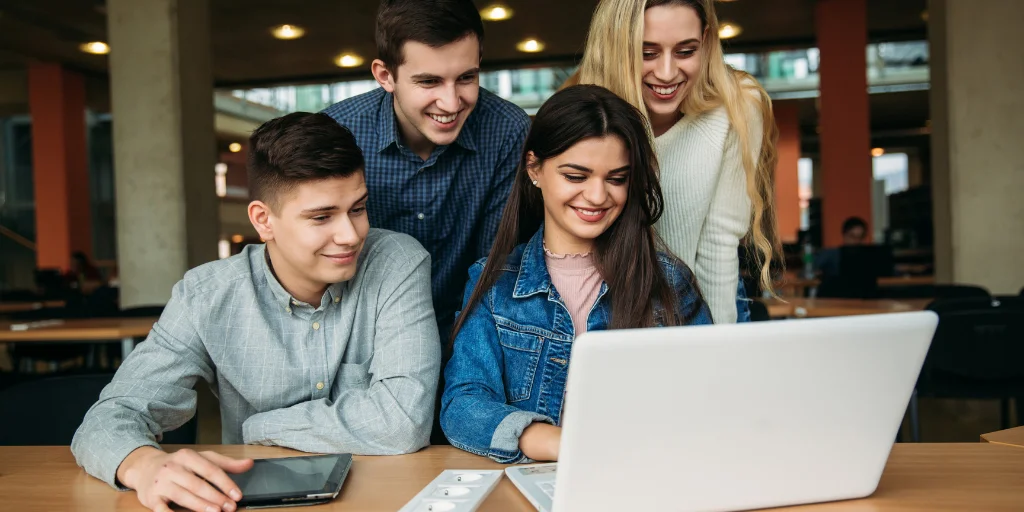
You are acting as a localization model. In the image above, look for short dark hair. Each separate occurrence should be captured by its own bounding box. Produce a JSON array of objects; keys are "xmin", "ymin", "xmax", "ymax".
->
[
  {"xmin": 247, "ymin": 112, "xmax": 364, "ymax": 208},
  {"xmin": 375, "ymin": 0, "xmax": 484, "ymax": 72},
  {"xmin": 842, "ymin": 216, "xmax": 868, "ymax": 235}
]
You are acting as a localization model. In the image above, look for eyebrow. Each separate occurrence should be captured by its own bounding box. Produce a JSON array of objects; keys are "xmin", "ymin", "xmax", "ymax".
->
[
  {"xmin": 409, "ymin": 67, "xmax": 481, "ymax": 81},
  {"xmin": 558, "ymin": 163, "xmax": 631, "ymax": 174},
  {"xmin": 643, "ymin": 38, "xmax": 701, "ymax": 46},
  {"xmin": 299, "ymin": 193, "xmax": 369, "ymax": 215}
]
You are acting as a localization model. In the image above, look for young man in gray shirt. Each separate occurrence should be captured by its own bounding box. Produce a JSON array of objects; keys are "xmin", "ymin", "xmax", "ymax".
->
[{"xmin": 72, "ymin": 112, "xmax": 441, "ymax": 512}]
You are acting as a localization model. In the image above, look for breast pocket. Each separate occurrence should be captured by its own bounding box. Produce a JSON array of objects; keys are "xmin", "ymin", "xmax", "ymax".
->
[{"xmin": 496, "ymin": 327, "xmax": 543, "ymax": 403}]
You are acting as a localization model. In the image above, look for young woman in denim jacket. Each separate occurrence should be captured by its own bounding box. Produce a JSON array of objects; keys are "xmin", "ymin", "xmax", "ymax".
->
[{"xmin": 441, "ymin": 85, "xmax": 712, "ymax": 464}]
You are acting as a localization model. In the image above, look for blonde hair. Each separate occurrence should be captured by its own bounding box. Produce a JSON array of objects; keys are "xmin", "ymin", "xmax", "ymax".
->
[{"xmin": 569, "ymin": 0, "xmax": 782, "ymax": 295}]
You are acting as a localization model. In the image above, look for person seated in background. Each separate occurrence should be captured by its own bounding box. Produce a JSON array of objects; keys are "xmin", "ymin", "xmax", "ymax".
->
[
  {"xmin": 815, "ymin": 216, "xmax": 868, "ymax": 279},
  {"xmin": 441, "ymin": 85, "xmax": 712, "ymax": 464},
  {"xmin": 72, "ymin": 112, "xmax": 441, "ymax": 512}
]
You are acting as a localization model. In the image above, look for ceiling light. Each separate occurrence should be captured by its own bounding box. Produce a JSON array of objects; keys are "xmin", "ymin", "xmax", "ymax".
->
[
  {"xmin": 718, "ymin": 23, "xmax": 742, "ymax": 39},
  {"xmin": 871, "ymin": 148, "xmax": 885, "ymax": 157},
  {"xmin": 335, "ymin": 53, "xmax": 365, "ymax": 68},
  {"xmin": 79, "ymin": 41, "xmax": 110, "ymax": 55},
  {"xmin": 231, "ymin": 234, "xmax": 245, "ymax": 244},
  {"xmin": 481, "ymin": 4, "xmax": 514, "ymax": 21},
  {"xmin": 271, "ymin": 24, "xmax": 306, "ymax": 40},
  {"xmin": 228, "ymin": 142, "xmax": 242, "ymax": 153},
  {"xmin": 516, "ymin": 39, "xmax": 545, "ymax": 53}
]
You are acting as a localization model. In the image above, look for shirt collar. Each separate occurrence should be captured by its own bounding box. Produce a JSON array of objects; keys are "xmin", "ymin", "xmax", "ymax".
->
[
  {"xmin": 259, "ymin": 245, "xmax": 345, "ymax": 310},
  {"xmin": 512, "ymin": 226, "xmax": 553, "ymax": 298},
  {"xmin": 374, "ymin": 90, "xmax": 479, "ymax": 154}
]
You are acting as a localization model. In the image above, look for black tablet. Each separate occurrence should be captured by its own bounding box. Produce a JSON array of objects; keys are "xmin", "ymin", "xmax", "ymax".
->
[{"xmin": 228, "ymin": 453, "xmax": 353, "ymax": 509}]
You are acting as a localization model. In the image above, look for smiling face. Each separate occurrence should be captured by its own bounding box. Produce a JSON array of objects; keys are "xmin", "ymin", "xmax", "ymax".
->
[
  {"xmin": 527, "ymin": 135, "xmax": 631, "ymax": 255},
  {"xmin": 249, "ymin": 173, "xmax": 370, "ymax": 304},
  {"xmin": 372, "ymin": 35, "xmax": 481, "ymax": 160},
  {"xmin": 641, "ymin": 3, "xmax": 705, "ymax": 135}
]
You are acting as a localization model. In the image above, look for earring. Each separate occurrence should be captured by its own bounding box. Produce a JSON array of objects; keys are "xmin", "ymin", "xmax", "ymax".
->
[{"xmin": 532, "ymin": 180, "xmax": 539, "ymax": 186}]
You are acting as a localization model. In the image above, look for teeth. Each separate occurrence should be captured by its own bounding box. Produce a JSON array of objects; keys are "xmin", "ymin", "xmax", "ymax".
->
[
  {"xmin": 429, "ymin": 113, "xmax": 457, "ymax": 123},
  {"xmin": 651, "ymin": 84, "xmax": 680, "ymax": 95},
  {"xmin": 575, "ymin": 208, "xmax": 601, "ymax": 216}
]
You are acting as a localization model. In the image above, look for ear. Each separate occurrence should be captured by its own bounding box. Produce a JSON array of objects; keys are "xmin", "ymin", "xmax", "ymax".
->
[
  {"xmin": 525, "ymin": 151, "xmax": 541, "ymax": 183},
  {"xmin": 248, "ymin": 200, "xmax": 276, "ymax": 242},
  {"xmin": 371, "ymin": 59, "xmax": 396, "ymax": 93}
]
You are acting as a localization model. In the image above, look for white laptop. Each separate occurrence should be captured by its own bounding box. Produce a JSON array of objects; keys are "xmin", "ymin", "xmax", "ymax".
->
[{"xmin": 505, "ymin": 312, "xmax": 937, "ymax": 512}]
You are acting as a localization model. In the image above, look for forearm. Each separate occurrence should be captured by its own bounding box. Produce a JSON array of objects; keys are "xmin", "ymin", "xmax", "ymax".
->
[{"xmin": 520, "ymin": 423, "xmax": 562, "ymax": 461}]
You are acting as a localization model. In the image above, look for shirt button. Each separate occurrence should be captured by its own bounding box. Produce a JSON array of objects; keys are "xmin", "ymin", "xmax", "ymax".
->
[
  {"xmin": 285, "ymin": 307, "xmax": 291, "ymax": 313},
  {"xmin": 312, "ymin": 322, "xmax": 320, "ymax": 330},
  {"xmin": 333, "ymin": 297, "xmax": 340, "ymax": 303},
  {"xmin": 316, "ymin": 382, "xmax": 325, "ymax": 390},
  {"xmin": 416, "ymin": 213, "xmax": 426, "ymax": 220}
]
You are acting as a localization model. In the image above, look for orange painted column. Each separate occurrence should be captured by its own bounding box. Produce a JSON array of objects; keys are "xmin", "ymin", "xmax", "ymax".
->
[
  {"xmin": 773, "ymin": 101, "xmax": 801, "ymax": 244},
  {"xmin": 28, "ymin": 63, "xmax": 91, "ymax": 271},
  {"xmin": 815, "ymin": 0, "xmax": 872, "ymax": 247}
]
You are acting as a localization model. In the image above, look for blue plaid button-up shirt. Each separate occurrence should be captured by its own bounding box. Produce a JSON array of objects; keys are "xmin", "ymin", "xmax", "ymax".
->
[{"xmin": 323, "ymin": 87, "xmax": 530, "ymax": 335}]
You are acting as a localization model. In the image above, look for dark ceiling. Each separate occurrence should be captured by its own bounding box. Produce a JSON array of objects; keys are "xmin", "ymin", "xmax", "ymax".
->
[{"xmin": 0, "ymin": 0, "xmax": 928, "ymax": 87}]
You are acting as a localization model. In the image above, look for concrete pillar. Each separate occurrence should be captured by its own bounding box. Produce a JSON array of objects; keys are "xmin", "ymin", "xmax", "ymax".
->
[
  {"xmin": 816, "ymin": 0, "xmax": 873, "ymax": 247},
  {"xmin": 773, "ymin": 101, "xmax": 802, "ymax": 244},
  {"xmin": 107, "ymin": 0, "xmax": 218, "ymax": 306},
  {"xmin": 928, "ymin": 0, "xmax": 1024, "ymax": 292},
  {"xmin": 28, "ymin": 63, "xmax": 91, "ymax": 271}
]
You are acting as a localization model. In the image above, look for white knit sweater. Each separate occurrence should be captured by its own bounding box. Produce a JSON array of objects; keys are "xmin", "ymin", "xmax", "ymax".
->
[{"xmin": 654, "ymin": 103, "xmax": 759, "ymax": 324}]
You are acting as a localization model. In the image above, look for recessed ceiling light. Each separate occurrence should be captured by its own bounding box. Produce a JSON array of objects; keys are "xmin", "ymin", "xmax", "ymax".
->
[
  {"xmin": 481, "ymin": 3, "xmax": 514, "ymax": 21},
  {"xmin": 271, "ymin": 24, "xmax": 306, "ymax": 40},
  {"xmin": 718, "ymin": 23, "xmax": 742, "ymax": 39},
  {"xmin": 228, "ymin": 142, "xmax": 242, "ymax": 153},
  {"xmin": 871, "ymin": 147, "xmax": 885, "ymax": 157},
  {"xmin": 335, "ymin": 53, "xmax": 365, "ymax": 68},
  {"xmin": 516, "ymin": 39, "xmax": 545, "ymax": 53},
  {"xmin": 79, "ymin": 41, "xmax": 110, "ymax": 55}
]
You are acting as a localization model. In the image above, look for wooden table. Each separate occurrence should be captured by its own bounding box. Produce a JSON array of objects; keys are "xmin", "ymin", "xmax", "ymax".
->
[
  {"xmin": 0, "ymin": 317, "xmax": 157, "ymax": 360},
  {"xmin": 776, "ymin": 276, "xmax": 935, "ymax": 297},
  {"xmin": 0, "ymin": 300, "xmax": 66, "ymax": 314},
  {"xmin": 982, "ymin": 426, "xmax": 1024, "ymax": 449},
  {"xmin": 1, "ymin": 444, "xmax": 1022, "ymax": 511},
  {"xmin": 759, "ymin": 298, "xmax": 932, "ymax": 319}
]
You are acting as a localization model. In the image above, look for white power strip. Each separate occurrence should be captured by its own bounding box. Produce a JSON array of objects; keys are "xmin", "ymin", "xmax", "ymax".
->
[{"xmin": 397, "ymin": 469, "xmax": 504, "ymax": 512}]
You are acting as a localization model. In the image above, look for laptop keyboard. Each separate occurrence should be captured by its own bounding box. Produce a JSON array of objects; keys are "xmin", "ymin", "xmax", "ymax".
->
[{"xmin": 538, "ymin": 480, "xmax": 556, "ymax": 499}]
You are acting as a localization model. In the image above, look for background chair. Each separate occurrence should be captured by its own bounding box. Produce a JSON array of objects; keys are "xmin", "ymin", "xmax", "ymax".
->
[
  {"xmin": 0, "ymin": 373, "xmax": 197, "ymax": 446},
  {"xmin": 909, "ymin": 296, "xmax": 1024, "ymax": 441}
]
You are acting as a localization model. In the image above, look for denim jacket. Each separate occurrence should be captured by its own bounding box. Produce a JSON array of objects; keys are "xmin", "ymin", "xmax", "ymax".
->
[{"xmin": 440, "ymin": 227, "xmax": 712, "ymax": 463}]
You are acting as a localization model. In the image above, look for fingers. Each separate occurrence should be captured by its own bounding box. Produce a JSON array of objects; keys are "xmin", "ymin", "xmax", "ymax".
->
[
  {"xmin": 175, "ymin": 450, "xmax": 243, "ymax": 504},
  {"xmin": 201, "ymin": 451, "xmax": 255, "ymax": 474},
  {"xmin": 163, "ymin": 480, "xmax": 230, "ymax": 512},
  {"xmin": 171, "ymin": 467, "xmax": 237, "ymax": 512}
]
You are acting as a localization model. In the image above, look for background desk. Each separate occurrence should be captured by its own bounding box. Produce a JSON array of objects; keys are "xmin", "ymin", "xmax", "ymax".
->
[
  {"xmin": 1, "ymin": 444, "xmax": 1022, "ymax": 511},
  {"xmin": 982, "ymin": 426, "xmax": 1024, "ymax": 449},
  {"xmin": 759, "ymin": 298, "xmax": 931, "ymax": 319},
  {"xmin": 0, "ymin": 317, "xmax": 157, "ymax": 360}
]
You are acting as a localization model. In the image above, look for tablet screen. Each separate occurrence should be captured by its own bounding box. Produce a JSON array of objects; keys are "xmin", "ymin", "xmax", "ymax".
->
[{"xmin": 230, "ymin": 454, "xmax": 343, "ymax": 497}]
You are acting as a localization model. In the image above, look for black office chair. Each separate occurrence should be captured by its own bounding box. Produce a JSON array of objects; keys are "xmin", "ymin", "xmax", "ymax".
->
[
  {"xmin": 0, "ymin": 373, "xmax": 197, "ymax": 446},
  {"xmin": 909, "ymin": 297, "xmax": 1024, "ymax": 442},
  {"xmin": 748, "ymin": 300, "xmax": 771, "ymax": 322},
  {"xmin": 879, "ymin": 284, "xmax": 989, "ymax": 301},
  {"xmin": 817, "ymin": 245, "xmax": 894, "ymax": 299}
]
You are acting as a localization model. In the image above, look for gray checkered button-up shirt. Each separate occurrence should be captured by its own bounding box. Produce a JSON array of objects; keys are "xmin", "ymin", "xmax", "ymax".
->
[{"xmin": 72, "ymin": 229, "xmax": 441, "ymax": 488}]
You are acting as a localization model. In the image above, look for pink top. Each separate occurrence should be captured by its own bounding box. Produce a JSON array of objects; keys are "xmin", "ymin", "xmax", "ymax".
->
[{"xmin": 544, "ymin": 245, "xmax": 603, "ymax": 337}]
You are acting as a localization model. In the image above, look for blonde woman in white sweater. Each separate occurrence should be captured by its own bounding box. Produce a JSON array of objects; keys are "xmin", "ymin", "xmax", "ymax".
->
[{"xmin": 568, "ymin": 0, "xmax": 781, "ymax": 323}]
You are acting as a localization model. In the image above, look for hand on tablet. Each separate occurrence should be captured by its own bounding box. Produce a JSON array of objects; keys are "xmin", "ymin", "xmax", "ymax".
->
[{"xmin": 117, "ymin": 446, "xmax": 254, "ymax": 512}]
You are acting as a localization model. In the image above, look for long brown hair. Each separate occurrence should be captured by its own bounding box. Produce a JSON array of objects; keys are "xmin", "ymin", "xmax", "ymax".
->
[
  {"xmin": 571, "ymin": 0, "xmax": 783, "ymax": 294},
  {"xmin": 450, "ymin": 85, "xmax": 703, "ymax": 343}
]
